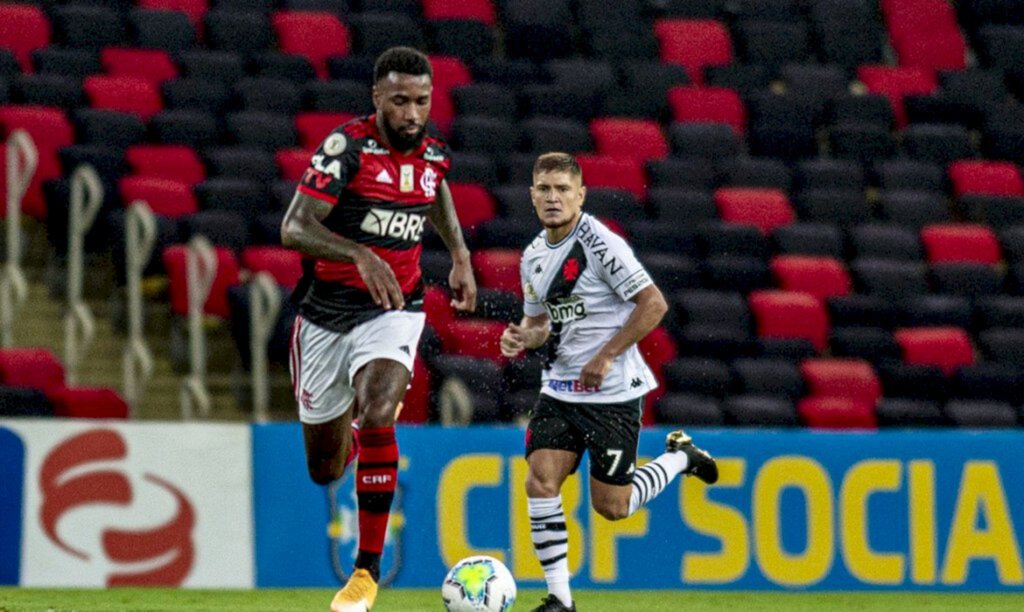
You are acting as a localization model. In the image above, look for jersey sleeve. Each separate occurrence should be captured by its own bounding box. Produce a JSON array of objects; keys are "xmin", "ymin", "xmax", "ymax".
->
[
  {"xmin": 296, "ymin": 129, "xmax": 360, "ymax": 205},
  {"xmin": 521, "ymin": 253, "xmax": 545, "ymax": 318},
  {"xmin": 596, "ymin": 227, "xmax": 654, "ymax": 301}
]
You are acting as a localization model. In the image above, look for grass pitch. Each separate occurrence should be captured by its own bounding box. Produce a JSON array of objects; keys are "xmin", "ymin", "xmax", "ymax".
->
[{"xmin": 0, "ymin": 588, "xmax": 1018, "ymax": 612}]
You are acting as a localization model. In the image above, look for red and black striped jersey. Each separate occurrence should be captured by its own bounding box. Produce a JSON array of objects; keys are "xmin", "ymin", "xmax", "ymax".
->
[{"xmin": 293, "ymin": 114, "xmax": 452, "ymax": 332}]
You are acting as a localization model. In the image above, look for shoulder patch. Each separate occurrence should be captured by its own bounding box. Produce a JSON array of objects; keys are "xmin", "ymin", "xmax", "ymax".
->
[{"xmin": 323, "ymin": 133, "xmax": 346, "ymax": 156}]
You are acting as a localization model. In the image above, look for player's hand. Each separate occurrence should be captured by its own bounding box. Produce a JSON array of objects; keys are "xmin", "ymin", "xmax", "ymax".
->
[
  {"xmin": 354, "ymin": 248, "xmax": 404, "ymax": 310},
  {"xmin": 579, "ymin": 352, "xmax": 614, "ymax": 390},
  {"xmin": 449, "ymin": 255, "xmax": 477, "ymax": 313},
  {"xmin": 500, "ymin": 323, "xmax": 526, "ymax": 358}
]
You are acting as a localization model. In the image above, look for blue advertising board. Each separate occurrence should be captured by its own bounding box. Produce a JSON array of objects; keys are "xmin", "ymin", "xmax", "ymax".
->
[
  {"xmin": 0, "ymin": 427, "xmax": 25, "ymax": 585},
  {"xmin": 251, "ymin": 426, "xmax": 1024, "ymax": 591}
]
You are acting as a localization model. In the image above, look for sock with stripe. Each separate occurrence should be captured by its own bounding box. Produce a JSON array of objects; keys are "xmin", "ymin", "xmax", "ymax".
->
[
  {"xmin": 355, "ymin": 426, "xmax": 398, "ymax": 581},
  {"xmin": 528, "ymin": 495, "xmax": 572, "ymax": 608},
  {"xmin": 627, "ymin": 450, "xmax": 689, "ymax": 516}
]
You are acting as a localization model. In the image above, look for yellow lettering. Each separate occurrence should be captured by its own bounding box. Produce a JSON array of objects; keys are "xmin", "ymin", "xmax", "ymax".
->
[
  {"xmin": 942, "ymin": 462, "xmax": 1024, "ymax": 585},
  {"xmin": 754, "ymin": 457, "xmax": 834, "ymax": 586},
  {"xmin": 681, "ymin": 458, "xmax": 749, "ymax": 583},
  {"xmin": 590, "ymin": 501, "xmax": 648, "ymax": 582},
  {"xmin": 437, "ymin": 454, "xmax": 504, "ymax": 566},
  {"xmin": 509, "ymin": 457, "xmax": 585, "ymax": 580},
  {"xmin": 840, "ymin": 460, "xmax": 903, "ymax": 584},
  {"xmin": 909, "ymin": 460, "xmax": 937, "ymax": 584}
]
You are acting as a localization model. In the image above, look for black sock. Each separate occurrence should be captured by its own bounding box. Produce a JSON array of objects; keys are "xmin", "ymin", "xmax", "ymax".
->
[{"xmin": 355, "ymin": 550, "xmax": 381, "ymax": 582}]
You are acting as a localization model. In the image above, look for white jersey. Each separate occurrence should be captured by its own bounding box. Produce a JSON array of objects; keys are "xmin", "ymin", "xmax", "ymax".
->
[{"xmin": 521, "ymin": 213, "xmax": 658, "ymax": 403}]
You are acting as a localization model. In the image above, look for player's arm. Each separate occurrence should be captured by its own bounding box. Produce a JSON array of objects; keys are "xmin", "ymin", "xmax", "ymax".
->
[
  {"xmin": 500, "ymin": 313, "xmax": 551, "ymax": 358},
  {"xmin": 280, "ymin": 191, "xmax": 405, "ymax": 309},
  {"xmin": 579, "ymin": 285, "xmax": 668, "ymax": 388},
  {"xmin": 428, "ymin": 179, "xmax": 477, "ymax": 312}
]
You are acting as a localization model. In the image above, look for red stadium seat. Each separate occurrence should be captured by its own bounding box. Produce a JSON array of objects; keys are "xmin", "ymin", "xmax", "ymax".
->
[
  {"xmin": 920, "ymin": 223, "xmax": 1001, "ymax": 264},
  {"xmin": 667, "ymin": 86, "xmax": 746, "ymax": 135},
  {"xmin": 857, "ymin": 65, "xmax": 937, "ymax": 128},
  {"xmin": 272, "ymin": 11, "xmax": 350, "ymax": 80},
  {"xmin": 428, "ymin": 56, "xmax": 472, "ymax": 135},
  {"xmin": 163, "ymin": 244, "xmax": 241, "ymax": 318},
  {"xmin": 749, "ymin": 290, "xmax": 829, "ymax": 351},
  {"xmin": 653, "ymin": 19, "xmax": 732, "ymax": 84},
  {"xmin": 443, "ymin": 319, "xmax": 506, "ymax": 362},
  {"xmin": 0, "ymin": 348, "xmax": 64, "ymax": 391},
  {"xmin": 448, "ymin": 182, "xmax": 498, "ymax": 231},
  {"xmin": 49, "ymin": 387, "xmax": 129, "ymax": 419},
  {"xmin": 275, "ymin": 148, "xmax": 314, "ymax": 181},
  {"xmin": 138, "ymin": 0, "xmax": 208, "ymax": 27},
  {"xmin": 399, "ymin": 357, "xmax": 432, "ymax": 424},
  {"xmin": 471, "ymin": 248, "xmax": 521, "ymax": 295},
  {"xmin": 639, "ymin": 326, "xmax": 678, "ymax": 426},
  {"xmin": 0, "ymin": 105, "xmax": 73, "ymax": 219},
  {"xmin": 894, "ymin": 327, "xmax": 974, "ymax": 375},
  {"xmin": 714, "ymin": 188, "xmax": 794, "ymax": 234},
  {"xmin": 126, "ymin": 145, "xmax": 206, "ymax": 186},
  {"xmin": 242, "ymin": 246, "xmax": 302, "ymax": 289},
  {"xmin": 590, "ymin": 118, "xmax": 669, "ymax": 162},
  {"xmin": 101, "ymin": 48, "xmax": 179, "ymax": 84},
  {"xmin": 576, "ymin": 154, "xmax": 647, "ymax": 199},
  {"xmin": 423, "ymin": 0, "xmax": 496, "ymax": 25},
  {"xmin": 84, "ymin": 76, "xmax": 164, "ymax": 120},
  {"xmin": 423, "ymin": 284, "xmax": 456, "ymax": 342},
  {"xmin": 770, "ymin": 255, "xmax": 851, "ymax": 300},
  {"xmin": 948, "ymin": 160, "xmax": 1024, "ymax": 197},
  {"xmin": 295, "ymin": 112, "xmax": 356, "ymax": 150},
  {"xmin": 881, "ymin": 0, "xmax": 966, "ymax": 71},
  {"xmin": 800, "ymin": 358, "xmax": 881, "ymax": 405},
  {"xmin": 119, "ymin": 177, "xmax": 198, "ymax": 218},
  {"xmin": 0, "ymin": 4, "xmax": 50, "ymax": 72},
  {"xmin": 798, "ymin": 397, "xmax": 877, "ymax": 429}
]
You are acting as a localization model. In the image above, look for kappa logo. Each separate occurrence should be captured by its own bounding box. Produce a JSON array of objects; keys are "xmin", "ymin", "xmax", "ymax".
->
[
  {"xmin": 39, "ymin": 429, "xmax": 196, "ymax": 586},
  {"xmin": 630, "ymin": 377, "xmax": 643, "ymax": 389},
  {"xmin": 375, "ymin": 169, "xmax": 394, "ymax": 184}
]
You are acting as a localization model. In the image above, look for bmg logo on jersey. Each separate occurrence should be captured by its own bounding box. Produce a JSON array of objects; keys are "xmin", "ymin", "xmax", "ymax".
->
[
  {"xmin": 544, "ymin": 294, "xmax": 587, "ymax": 324},
  {"xmin": 360, "ymin": 208, "xmax": 426, "ymax": 242}
]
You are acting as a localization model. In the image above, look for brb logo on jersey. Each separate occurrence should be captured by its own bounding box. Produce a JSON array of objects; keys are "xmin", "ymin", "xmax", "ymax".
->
[
  {"xmin": 38, "ymin": 429, "xmax": 196, "ymax": 586},
  {"xmin": 544, "ymin": 295, "xmax": 587, "ymax": 324},
  {"xmin": 359, "ymin": 208, "xmax": 426, "ymax": 242}
]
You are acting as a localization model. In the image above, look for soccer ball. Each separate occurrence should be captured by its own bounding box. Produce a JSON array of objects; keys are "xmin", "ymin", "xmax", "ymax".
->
[{"xmin": 441, "ymin": 555, "xmax": 517, "ymax": 611}]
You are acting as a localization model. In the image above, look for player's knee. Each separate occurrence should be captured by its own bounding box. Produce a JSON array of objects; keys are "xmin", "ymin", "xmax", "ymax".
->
[
  {"xmin": 308, "ymin": 463, "xmax": 341, "ymax": 486},
  {"xmin": 358, "ymin": 399, "xmax": 398, "ymax": 427},
  {"xmin": 593, "ymin": 499, "xmax": 630, "ymax": 521},
  {"xmin": 525, "ymin": 472, "xmax": 561, "ymax": 498}
]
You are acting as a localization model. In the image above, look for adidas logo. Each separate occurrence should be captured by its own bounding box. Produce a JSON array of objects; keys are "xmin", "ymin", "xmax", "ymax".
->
[{"xmin": 375, "ymin": 169, "xmax": 393, "ymax": 184}]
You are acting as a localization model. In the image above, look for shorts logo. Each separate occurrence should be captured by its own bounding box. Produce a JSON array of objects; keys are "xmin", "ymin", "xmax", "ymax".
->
[
  {"xmin": 562, "ymin": 258, "xmax": 580, "ymax": 281},
  {"xmin": 359, "ymin": 208, "xmax": 426, "ymax": 242},
  {"xmin": 301, "ymin": 389, "xmax": 314, "ymax": 411},
  {"xmin": 630, "ymin": 377, "xmax": 643, "ymax": 389},
  {"xmin": 544, "ymin": 295, "xmax": 587, "ymax": 324}
]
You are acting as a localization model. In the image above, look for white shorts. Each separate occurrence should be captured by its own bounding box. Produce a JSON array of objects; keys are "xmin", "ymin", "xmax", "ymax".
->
[{"xmin": 289, "ymin": 310, "xmax": 426, "ymax": 425}]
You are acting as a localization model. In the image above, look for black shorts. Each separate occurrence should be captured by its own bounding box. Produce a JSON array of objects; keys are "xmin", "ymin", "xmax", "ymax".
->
[{"xmin": 525, "ymin": 394, "xmax": 645, "ymax": 486}]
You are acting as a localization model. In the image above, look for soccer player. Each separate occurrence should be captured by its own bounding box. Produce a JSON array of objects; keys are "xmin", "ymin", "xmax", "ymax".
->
[
  {"xmin": 500, "ymin": 153, "xmax": 719, "ymax": 612},
  {"xmin": 281, "ymin": 47, "xmax": 476, "ymax": 611}
]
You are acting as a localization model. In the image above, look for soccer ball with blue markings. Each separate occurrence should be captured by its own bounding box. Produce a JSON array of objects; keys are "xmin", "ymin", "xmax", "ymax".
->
[{"xmin": 442, "ymin": 555, "xmax": 517, "ymax": 611}]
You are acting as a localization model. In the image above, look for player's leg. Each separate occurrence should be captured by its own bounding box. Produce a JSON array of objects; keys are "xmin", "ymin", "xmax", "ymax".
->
[{"xmin": 525, "ymin": 397, "xmax": 583, "ymax": 612}]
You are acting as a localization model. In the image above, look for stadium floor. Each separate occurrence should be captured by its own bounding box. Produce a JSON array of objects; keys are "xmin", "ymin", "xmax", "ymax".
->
[{"xmin": 0, "ymin": 588, "xmax": 1018, "ymax": 611}]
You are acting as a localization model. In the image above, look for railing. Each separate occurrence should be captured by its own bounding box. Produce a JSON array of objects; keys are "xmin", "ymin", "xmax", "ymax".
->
[
  {"xmin": 63, "ymin": 165, "xmax": 103, "ymax": 385},
  {"xmin": 122, "ymin": 202, "xmax": 157, "ymax": 412},
  {"xmin": 179, "ymin": 235, "xmax": 216, "ymax": 419},
  {"xmin": 249, "ymin": 272, "xmax": 282, "ymax": 423},
  {"xmin": 1, "ymin": 130, "xmax": 38, "ymax": 347}
]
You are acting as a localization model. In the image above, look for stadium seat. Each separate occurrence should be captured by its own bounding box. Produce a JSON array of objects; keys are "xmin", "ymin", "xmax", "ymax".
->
[
  {"xmin": 12, "ymin": 74, "xmax": 83, "ymax": 110},
  {"xmin": 899, "ymin": 294, "xmax": 973, "ymax": 329},
  {"xmin": 195, "ymin": 178, "xmax": 269, "ymax": 214},
  {"xmin": 873, "ymin": 159, "xmax": 945, "ymax": 192},
  {"xmin": 255, "ymin": 53, "xmax": 319, "ymax": 85},
  {"xmin": 130, "ymin": 8, "xmax": 196, "ymax": 53},
  {"xmin": 31, "ymin": 47, "xmax": 101, "ymax": 78},
  {"xmin": 400, "ymin": 357, "xmax": 431, "ymax": 424},
  {"xmin": 49, "ymin": 387, "xmax": 130, "ymax": 419},
  {"xmin": 720, "ymin": 157, "xmax": 791, "ymax": 191},
  {"xmin": 469, "ymin": 249, "xmax": 521, "ymax": 296},
  {"xmin": 875, "ymin": 397, "xmax": 946, "ymax": 426},
  {"xmin": 0, "ymin": 348, "xmax": 65, "ymax": 392},
  {"xmin": 920, "ymin": 224, "xmax": 1002, "ymax": 264},
  {"xmin": 502, "ymin": 0, "xmax": 574, "ymax": 61},
  {"xmin": 722, "ymin": 395, "xmax": 799, "ymax": 426},
  {"xmin": 663, "ymin": 357, "xmax": 731, "ymax": 397},
  {"xmin": 948, "ymin": 160, "xmax": 1024, "ymax": 197},
  {"xmin": 447, "ymin": 183, "xmax": 497, "ymax": 232},
  {"xmin": 179, "ymin": 50, "xmax": 246, "ymax": 84},
  {"xmin": 851, "ymin": 259, "xmax": 930, "ymax": 298},
  {"xmin": 227, "ymin": 111, "xmax": 298, "ymax": 151},
  {"xmin": 857, "ymin": 65, "xmax": 938, "ymax": 127},
  {"xmin": 450, "ymin": 83, "xmax": 515, "ymax": 120},
  {"xmin": 205, "ymin": 147, "xmax": 277, "ymax": 183},
  {"xmin": 952, "ymin": 362, "xmax": 1024, "ymax": 404},
  {"xmin": 800, "ymin": 358, "xmax": 881, "ymax": 406},
  {"xmin": 770, "ymin": 256, "xmax": 851, "ymax": 300},
  {"xmin": 119, "ymin": 177, "xmax": 198, "ymax": 217},
  {"xmin": 295, "ymin": 112, "xmax": 355, "ymax": 150},
  {"xmin": 894, "ymin": 327, "xmax": 974, "ymax": 375},
  {"xmin": 0, "ymin": 4, "xmax": 51, "ymax": 73},
  {"xmin": 731, "ymin": 358, "xmax": 803, "ymax": 400},
  {"xmin": 978, "ymin": 327, "xmax": 1024, "ymax": 363},
  {"xmin": 827, "ymin": 122, "xmax": 897, "ymax": 163},
  {"xmin": 877, "ymin": 360, "xmax": 949, "ymax": 402},
  {"xmin": 0, "ymin": 105, "xmax": 74, "ymax": 218},
  {"xmin": 931, "ymin": 263, "xmax": 1005, "ymax": 298},
  {"xmin": 850, "ymin": 224, "xmax": 922, "ymax": 261},
  {"xmin": 944, "ymin": 400, "xmax": 1019, "ymax": 428},
  {"xmin": 745, "ymin": 92, "xmax": 820, "ymax": 160},
  {"xmin": 50, "ymin": 5, "xmax": 127, "ymax": 51},
  {"xmin": 442, "ymin": 319, "xmax": 506, "ymax": 363},
  {"xmin": 163, "ymin": 78, "xmax": 231, "ymax": 114},
  {"xmin": 748, "ymin": 290, "xmax": 829, "ymax": 351},
  {"xmin": 139, "ymin": 0, "xmax": 209, "ymax": 27},
  {"xmin": 646, "ymin": 158, "xmax": 716, "ymax": 190},
  {"xmin": 697, "ymin": 222, "xmax": 768, "ymax": 258},
  {"xmin": 881, "ymin": 0, "xmax": 967, "ymax": 71},
  {"xmin": 877, "ymin": 190, "xmax": 952, "ymax": 229},
  {"xmin": 794, "ymin": 159, "xmax": 865, "ymax": 193},
  {"xmin": 304, "ymin": 80, "xmax": 372, "ymax": 115},
  {"xmin": 830, "ymin": 327, "xmax": 901, "ymax": 363},
  {"xmin": 575, "ymin": 155, "xmax": 646, "ymax": 199},
  {"xmin": 901, "ymin": 124, "xmax": 975, "ymax": 165},
  {"xmin": 667, "ymin": 123, "xmax": 740, "ymax": 159},
  {"xmin": 714, "ymin": 188, "xmax": 794, "ymax": 234},
  {"xmin": 101, "ymin": 48, "xmax": 178, "ymax": 84},
  {"xmin": 974, "ymin": 296, "xmax": 1024, "ymax": 329},
  {"xmin": 234, "ymin": 78, "xmax": 301, "ymax": 115},
  {"xmin": 126, "ymin": 145, "xmax": 206, "ymax": 186},
  {"xmin": 428, "ymin": 19, "xmax": 495, "ymax": 61},
  {"xmin": 653, "ymin": 19, "xmax": 733, "ymax": 84},
  {"xmin": 590, "ymin": 119, "xmax": 668, "ymax": 162},
  {"xmin": 0, "ymin": 386, "xmax": 54, "ymax": 417},
  {"xmin": 809, "ymin": 0, "xmax": 884, "ymax": 69},
  {"xmin": 667, "ymin": 86, "xmax": 746, "ymax": 135},
  {"xmin": 179, "ymin": 210, "xmax": 250, "ymax": 252},
  {"xmin": 272, "ymin": 12, "xmax": 349, "ymax": 80},
  {"xmin": 646, "ymin": 188, "xmax": 715, "ymax": 223},
  {"xmin": 654, "ymin": 393, "xmax": 725, "ymax": 425},
  {"xmin": 241, "ymin": 246, "xmax": 302, "ymax": 289},
  {"xmin": 150, "ymin": 109, "xmax": 220, "ymax": 148},
  {"xmin": 703, "ymin": 255, "xmax": 772, "ymax": 293},
  {"xmin": 795, "ymin": 189, "xmax": 872, "ymax": 227},
  {"xmin": 616, "ymin": 61, "xmax": 690, "ymax": 119},
  {"xmin": 163, "ymin": 244, "xmax": 241, "ymax": 318},
  {"xmin": 798, "ymin": 396, "xmax": 877, "ymax": 429},
  {"xmin": 781, "ymin": 63, "xmax": 849, "ymax": 104},
  {"xmin": 204, "ymin": 10, "xmax": 273, "ymax": 55},
  {"xmin": 83, "ymin": 75, "xmax": 163, "ymax": 119},
  {"xmin": 771, "ymin": 223, "xmax": 845, "ymax": 258}
]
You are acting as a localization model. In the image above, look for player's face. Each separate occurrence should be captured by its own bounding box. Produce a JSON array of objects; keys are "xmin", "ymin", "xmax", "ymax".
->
[
  {"xmin": 531, "ymin": 170, "xmax": 586, "ymax": 231},
  {"xmin": 373, "ymin": 72, "xmax": 432, "ymax": 152}
]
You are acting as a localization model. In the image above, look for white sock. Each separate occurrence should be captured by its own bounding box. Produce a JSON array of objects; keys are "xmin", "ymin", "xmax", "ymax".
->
[
  {"xmin": 528, "ymin": 495, "xmax": 572, "ymax": 608},
  {"xmin": 627, "ymin": 451, "xmax": 689, "ymax": 516}
]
